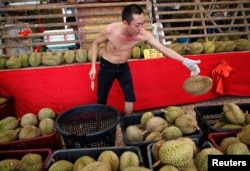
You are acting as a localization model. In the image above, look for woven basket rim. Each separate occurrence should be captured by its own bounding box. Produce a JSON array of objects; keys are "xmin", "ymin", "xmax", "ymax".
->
[{"xmin": 183, "ymin": 75, "xmax": 213, "ymax": 95}]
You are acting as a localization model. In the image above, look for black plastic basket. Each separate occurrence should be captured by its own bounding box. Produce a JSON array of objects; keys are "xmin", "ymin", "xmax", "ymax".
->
[
  {"xmin": 45, "ymin": 146, "xmax": 144, "ymax": 171},
  {"xmin": 55, "ymin": 104, "xmax": 120, "ymax": 148},
  {"xmin": 120, "ymin": 111, "xmax": 203, "ymax": 168},
  {"xmin": 194, "ymin": 103, "xmax": 250, "ymax": 136}
]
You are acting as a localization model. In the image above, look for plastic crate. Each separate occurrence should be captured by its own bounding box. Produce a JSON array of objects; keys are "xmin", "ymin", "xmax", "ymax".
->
[
  {"xmin": 147, "ymin": 139, "xmax": 213, "ymax": 171},
  {"xmin": 0, "ymin": 96, "xmax": 16, "ymax": 120},
  {"xmin": 0, "ymin": 148, "xmax": 52, "ymax": 171},
  {"xmin": 208, "ymin": 130, "xmax": 240, "ymax": 152},
  {"xmin": 194, "ymin": 103, "xmax": 250, "ymax": 135},
  {"xmin": 0, "ymin": 130, "xmax": 59, "ymax": 150},
  {"xmin": 55, "ymin": 104, "xmax": 121, "ymax": 148},
  {"xmin": 120, "ymin": 111, "xmax": 203, "ymax": 168},
  {"xmin": 45, "ymin": 146, "xmax": 144, "ymax": 171}
]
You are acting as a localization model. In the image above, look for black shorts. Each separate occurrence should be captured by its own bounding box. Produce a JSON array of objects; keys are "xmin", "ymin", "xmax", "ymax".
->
[{"xmin": 97, "ymin": 57, "xmax": 136, "ymax": 104}]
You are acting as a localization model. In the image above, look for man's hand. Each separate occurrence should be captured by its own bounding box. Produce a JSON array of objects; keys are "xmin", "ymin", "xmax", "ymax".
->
[
  {"xmin": 183, "ymin": 58, "xmax": 201, "ymax": 76},
  {"xmin": 89, "ymin": 67, "xmax": 96, "ymax": 80}
]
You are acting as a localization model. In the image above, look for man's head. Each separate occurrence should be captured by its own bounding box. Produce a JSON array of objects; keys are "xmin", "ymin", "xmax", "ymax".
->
[
  {"xmin": 122, "ymin": 4, "xmax": 144, "ymax": 24},
  {"xmin": 122, "ymin": 4, "xmax": 145, "ymax": 36}
]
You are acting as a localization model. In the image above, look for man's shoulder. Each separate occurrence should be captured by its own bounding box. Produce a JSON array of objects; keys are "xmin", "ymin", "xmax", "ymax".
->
[{"xmin": 106, "ymin": 22, "xmax": 122, "ymax": 28}]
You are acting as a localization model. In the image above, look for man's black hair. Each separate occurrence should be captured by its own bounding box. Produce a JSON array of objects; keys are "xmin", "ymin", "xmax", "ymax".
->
[{"xmin": 122, "ymin": 4, "xmax": 143, "ymax": 24}]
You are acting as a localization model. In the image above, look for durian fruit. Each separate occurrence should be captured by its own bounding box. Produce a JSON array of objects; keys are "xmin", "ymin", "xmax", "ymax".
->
[
  {"xmin": 125, "ymin": 125, "xmax": 143, "ymax": 142},
  {"xmin": 0, "ymin": 116, "xmax": 19, "ymax": 132},
  {"xmin": 202, "ymin": 41, "xmax": 215, "ymax": 54},
  {"xmin": 39, "ymin": 118, "xmax": 55, "ymax": 135},
  {"xmin": 140, "ymin": 111, "xmax": 154, "ymax": 129},
  {"xmin": 155, "ymin": 139, "xmax": 194, "ymax": 168},
  {"xmin": 18, "ymin": 125, "xmax": 41, "ymax": 140},
  {"xmin": 158, "ymin": 165, "xmax": 178, "ymax": 171},
  {"xmin": 123, "ymin": 166, "xmax": 151, "ymax": 171},
  {"xmin": 244, "ymin": 113, "xmax": 250, "ymax": 124},
  {"xmin": 177, "ymin": 137, "xmax": 198, "ymax": 155},
  {"xmin": 19, "ymin": 53, "xmax": 29, "ymax": 68},
  {"xmin": 222, "ymin": 40, "xmax": 236, "ymax": 52},
  {"xmin": 0, "ymin": 56, "xmax": 7, "ymax": 69},
  {"xmin": 214, "ymin": 41, "xmax": 226, "ymax": 53},
  {"xmin": 48, "ymin": 160, "xmax": 74, "ymax": 171},
  {"xmin": 220, "ymin": 124, "xmax": 243, "ymax": 130},
  {"xmin": 169, "ymin": 43, "xmax": 185, "ymax": 55},
  {"xmin": 0, "ymin": 159, "xmax": 27, "ymax": 170},
  {"xmin": 81, "ymin": 161, "xmax": 111, "ymax": 171},
  {"xmin": 144, "ymin": 131, "xmax": 162, "ymax": 142},
  {"xmin": 37, "ymin": 107, "xmax": 56, "ymax": 121},
  {"xmin": 98, "ymin": 150, "xmax": 119, "ymax": 171},
  {"xmin": 226, "ymin": 142, "xmax": 250, "ymax": 155},
  {"xmin": 6, "ymin": 56, "xmax": 22, "ymax": 69},
  {"xmin": 194, "ymin": 147, "xmax": 223, "ymax": 171},
  {"xmin": 87, "ymin": 48, "xmax": 93, "ymax": 62},
  {"xmin": 20, "ymin": 113, "xmax": 38, "ymax": 127},
  {"xmin": 185, "ymin": 42, "xmax": 203, "ymax": 54},
  {"xmin": 219, "ymin": 136, "xmax": 240, "ymax": 154},
  {"xmin": 29, "ymin": 52, "xmax": 42, "ymax": 67},
  {"xmin": 208, "ymin": 36, "xmax": 219, "ymax": 42},
  {"xmin": 227, "ymin": 30, "xmax": 242, "ymax": 40},
  {"xmin": 235, "ymin": 39, "xmax": 250, "ymax": 51},
  {"xmin": 76, "ymin": 49, "xmax": 88, "ymax": 63},
  {"xmin": 55, "ymin": 51, "xmax": 64, "ymax": 64},
  {"xmin": 64, "ymin": 50, "xmax": 75, "ymax": 64},
  {"xmin": 119, "ymin": 151, "xmax": 140, "ymax": 171},
  {"xmin": 174, "ymin": 115, "xmax": 199, "ymax": 134},
  {"xmin": 145, "ymin": 116, "xmax": 168, "ymax": 133},
  {"xmin": 161, "ymin": 126, "xmax": 183, "ymax": 140},
  {"xmin": 21, "ymin": 153, "xmax": 43, "ymax": 171},
  {"xmin": 223, "ymin": 103, "xmax": 245, "ymax": 125},
  {"xmin": 131, "ymin": 46, "xmax": 141, "ymax": 59},
  {"xmin": 41, "ymin": 51, "xmax": 62, "ymax": 66},
  {"xmin": 178, "ymin": 159, "xmax": 198, "ymax": 171},
  {"xmin": 237, "ymin": 123, "xmax": 250, "ymax": 145},
  {"xmin": 74, "ymin": 155, "xmax": 95, "ymax": 171},
  {"xmin": 161, "ymin": 106, "xmax": 185, "ymax": 124},
  {"xmin": 151, "ymin": 140, "xmax": 166, "ymax": 162},
  {"xmin": 140, "ymin": 43, "xmax": 151, "ymax": 57},
  {"xmin": 0, "ymin": 129, "xmax": 19, "ymax": 143}
]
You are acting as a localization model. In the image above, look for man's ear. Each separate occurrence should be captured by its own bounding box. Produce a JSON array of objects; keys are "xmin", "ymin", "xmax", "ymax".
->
[{"xmin": 122, "ymin": 20, "xmax": 128, "ymax": 25}]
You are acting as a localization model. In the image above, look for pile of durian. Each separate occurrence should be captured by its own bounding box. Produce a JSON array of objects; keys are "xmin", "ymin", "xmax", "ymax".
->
[
  {"xmin": 0, "ymin": 152, "xmax": 44, "ymax": 171},
  {"xmin": 0, "ymin": 49, "xmax": 89, "ymax": 70},
  {"xmin": 212, "ymin": 103, "xmax": 250, "ymax": 130},
  {"xmin": 150, "ymin": 138, "xmax": 223, "ymax": 171},
  {"xmin": 169, "ymin": 34, "xmax": 250, "ymax": 55},
  {"xmin": 218, "ymin": 123, "xmax": 250, "ymax": 155},
  {"xmin": 0, "ymin": 107, "xmax": 56, "ymax": 144},
  {"xmin": 47, "ymin": 150, "xmax": 151, "ymax": 171},
  {"xmin": 124, "ymin": 106, "xmax": 200, "ymax": 143},
  {"xmin": 149, "ymin": 123, "xmax": 250, "ymax": 171}
]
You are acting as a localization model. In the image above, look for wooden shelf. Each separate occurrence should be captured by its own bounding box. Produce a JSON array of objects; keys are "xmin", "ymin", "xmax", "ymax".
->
[
  {"xmin": 0, "ymin": 1, "xmax": 153, "ymax": 56},
  {"xmin": 153, "ymin": 0, "xmax": 250, "ymax": 44}
]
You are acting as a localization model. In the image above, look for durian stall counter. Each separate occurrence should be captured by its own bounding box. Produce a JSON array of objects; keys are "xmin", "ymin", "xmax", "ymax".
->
[{"xmin": 1, "ymin": 51, "xmax": 250, "ymax": 117}]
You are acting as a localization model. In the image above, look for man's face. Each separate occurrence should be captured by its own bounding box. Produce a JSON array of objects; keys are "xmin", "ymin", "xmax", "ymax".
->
[{"xmin": 128, "ymin": 13, "xmax": 145, "ymax": 36}]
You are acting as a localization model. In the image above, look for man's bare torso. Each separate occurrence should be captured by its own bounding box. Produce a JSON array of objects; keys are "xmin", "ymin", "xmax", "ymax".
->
[{"xmin": 101, "ymin": 22, "xmax": 145, "ymax": 64}]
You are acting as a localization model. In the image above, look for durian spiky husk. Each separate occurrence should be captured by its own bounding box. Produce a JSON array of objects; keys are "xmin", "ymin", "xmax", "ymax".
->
[
  {"xmin": 237, "ymin": 124, "xmax": 250, "ymax": 145},
  {"xmin": 183, "ymin": 75, "xmax": 212, "ymax": 95}
]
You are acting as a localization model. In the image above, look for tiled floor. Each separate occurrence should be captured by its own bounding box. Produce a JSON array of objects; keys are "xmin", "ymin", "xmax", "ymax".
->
[{"xmin": 115, "ymin": 95, "xmax": 250, "ymax": 146}]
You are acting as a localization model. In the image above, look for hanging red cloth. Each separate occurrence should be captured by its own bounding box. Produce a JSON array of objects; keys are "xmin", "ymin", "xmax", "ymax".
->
[{"xmin": 212, "ymin": 59, "xmax": 235, "ymax": 94}]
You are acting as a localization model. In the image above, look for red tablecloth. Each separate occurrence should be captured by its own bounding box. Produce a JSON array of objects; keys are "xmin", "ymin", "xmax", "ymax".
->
[{"xmin": 1, "ymin": 51, "xmax": 250, "ymax": 117}]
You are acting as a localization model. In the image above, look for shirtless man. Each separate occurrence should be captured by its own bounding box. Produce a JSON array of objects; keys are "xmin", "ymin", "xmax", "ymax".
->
[{"xmin": 89, "ymin": 4, "xmax": 201, "ymax": 115}]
